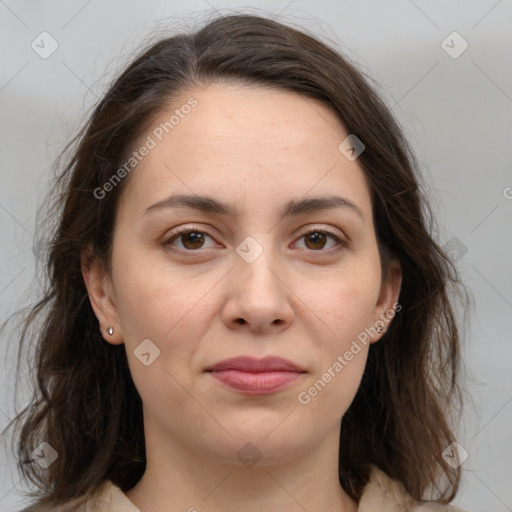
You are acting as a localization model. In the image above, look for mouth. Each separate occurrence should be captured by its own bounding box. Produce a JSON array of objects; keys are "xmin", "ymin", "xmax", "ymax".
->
[{"xmin": 205, "ymin": 356, "xmax": 306, "ymax": 395}]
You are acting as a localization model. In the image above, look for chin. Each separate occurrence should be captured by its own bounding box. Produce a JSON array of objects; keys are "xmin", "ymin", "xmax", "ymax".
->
[{"xmin": 197, "ymin": 426, "xmax": 315, "ymax": 468}]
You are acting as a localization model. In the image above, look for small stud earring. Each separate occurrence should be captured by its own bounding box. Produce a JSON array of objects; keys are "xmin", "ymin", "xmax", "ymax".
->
[
  {"xmin": 376, "ymin": 326, "xmax": 383, "ymax": 333},
  {"xmin": 107, "ymin": 326, "xmax": 114, "ymax": 336}
]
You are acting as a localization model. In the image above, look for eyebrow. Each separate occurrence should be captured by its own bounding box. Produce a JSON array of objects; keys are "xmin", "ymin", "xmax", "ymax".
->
[{"xmin": 142, "ymin": 193, "xmax": 365, "ymax": 224}]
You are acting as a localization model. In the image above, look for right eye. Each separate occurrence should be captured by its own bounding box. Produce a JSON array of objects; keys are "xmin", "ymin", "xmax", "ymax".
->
[{"xmin": 164, "ymin": 227, "xmax": 219, "ymax": 252}]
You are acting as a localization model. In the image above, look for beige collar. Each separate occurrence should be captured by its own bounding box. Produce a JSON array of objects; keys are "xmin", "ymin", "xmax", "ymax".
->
[
  {"xmin": 358, "ymin": 464, "xmax": 467, "ymax": 511},
  {"xmin": 84, "ymin": 464, "xmax": 467, "ymax": 512}
]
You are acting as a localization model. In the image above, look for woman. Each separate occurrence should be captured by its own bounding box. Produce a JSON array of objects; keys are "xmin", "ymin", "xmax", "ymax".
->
[{"xmin": 6, "ymin": 12, "xmax": 470, "ymax": 512}]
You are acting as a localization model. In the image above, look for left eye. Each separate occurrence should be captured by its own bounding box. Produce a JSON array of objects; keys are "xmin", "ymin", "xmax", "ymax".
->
[{"xmin": 294, "ymin": 229, "xmax": 346, "ymax": 251}]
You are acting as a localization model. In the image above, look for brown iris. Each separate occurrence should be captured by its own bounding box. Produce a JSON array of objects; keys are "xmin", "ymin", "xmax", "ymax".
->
[
  {"xmin": 180, "ymin": 231, "xmax": 205, "ymax": 250},
  {"xmin": 304, "ymin": 231, "xmax": 328, "ymax": 250}
]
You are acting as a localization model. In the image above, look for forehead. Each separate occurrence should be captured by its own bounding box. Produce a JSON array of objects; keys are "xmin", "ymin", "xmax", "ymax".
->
[
  {"xmin": 118, "ymin": 83, "xmax": 373, "ymax": 223},
  {"xmin": 164, "ymin": 82, "xmax": 345, "ymax": 151}
]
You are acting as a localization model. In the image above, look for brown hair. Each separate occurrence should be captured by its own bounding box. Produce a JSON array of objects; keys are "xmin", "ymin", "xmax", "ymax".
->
[{"xmin": 3, "ymin": 12, "xmax": 470, "ymax": 510}]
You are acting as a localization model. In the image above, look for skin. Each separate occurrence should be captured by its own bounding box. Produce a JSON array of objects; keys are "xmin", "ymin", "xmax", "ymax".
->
[{"xmin": 82, "ymin": 83, "xmax": 402, "ymax": 512}]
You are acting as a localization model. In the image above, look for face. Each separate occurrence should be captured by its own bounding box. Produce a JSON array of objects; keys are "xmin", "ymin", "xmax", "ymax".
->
[{"xmin": 83, "ymin": 83, "xmax": 401, "ymax": 467}]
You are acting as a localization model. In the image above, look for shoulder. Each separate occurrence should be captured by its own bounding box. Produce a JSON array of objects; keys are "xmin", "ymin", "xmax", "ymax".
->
[
  {"xmin": 358, "ymin": 464, "xmax": 468, "ymax": 512},
  {"xmin": 78, "ymin": 480, "xmax": 140, "ymax": 512}
]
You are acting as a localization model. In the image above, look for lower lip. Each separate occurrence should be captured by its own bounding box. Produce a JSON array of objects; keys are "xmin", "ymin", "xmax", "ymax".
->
[{"xmin": 209, "ymin": 370, "xmax": 303, "ymax": 395}]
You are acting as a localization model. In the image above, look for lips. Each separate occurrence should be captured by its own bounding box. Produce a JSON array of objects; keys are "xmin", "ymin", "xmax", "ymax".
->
[
  {"xmin": 207, "ymin": 356, "xmax": 305, "ymax": 373},
  {"xmin": 206, "ymin": 356, "xmax": 306, "ymax": 395}
]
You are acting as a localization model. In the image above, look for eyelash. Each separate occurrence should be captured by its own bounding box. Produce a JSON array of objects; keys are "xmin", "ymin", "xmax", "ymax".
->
[{"xmin": 163, "ymin": 225, "xmax": 348, "ymax": 254}]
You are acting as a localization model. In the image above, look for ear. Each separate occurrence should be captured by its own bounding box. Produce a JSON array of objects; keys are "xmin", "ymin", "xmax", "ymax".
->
[
  {"xmin": 81, "ymin": 245, "xmax": 124, "ymax": 345},
  {"xmin": 370, "ymin": 258, "xmax": 402, "ymax": 343}
]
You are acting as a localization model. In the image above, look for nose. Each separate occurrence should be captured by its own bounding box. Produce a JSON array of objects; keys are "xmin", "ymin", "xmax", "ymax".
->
[{"xmin": 221, "ymin": 241, "xmax": 294, "ymax": 334}]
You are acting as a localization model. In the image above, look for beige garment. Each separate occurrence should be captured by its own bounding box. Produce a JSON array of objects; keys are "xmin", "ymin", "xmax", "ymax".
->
[
  {"xmin": 357, "ymin": 465, "xmax": 467, "ymax": 512},
  {"xmin": 50, "ymin": 464, "xmax": 468, "ymax": 512}
]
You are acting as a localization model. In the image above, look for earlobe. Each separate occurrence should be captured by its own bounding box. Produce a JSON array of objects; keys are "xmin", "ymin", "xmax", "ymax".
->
[{"xmin": 80, "ymin": 246, "xmax": 123, "ymax": 345}]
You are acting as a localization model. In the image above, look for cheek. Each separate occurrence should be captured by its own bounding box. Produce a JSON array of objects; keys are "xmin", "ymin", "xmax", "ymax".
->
[
  {"xmin": 112, "ymin": 244, "xmax": 218, "ymax": 340},
  {"xmin": 109, "ymin": 252, "xmax": 216, "ymax": 402},
  {"xmin": 297, "ymin": 348, "xmax": 368, "ymax": 430},
  {"xmin": 299, "ymin": 262, "xmax": 381, "ymax": 342},
  {"xmin": 112, "ymin": 255, "xmax": 211, "ymax": 418},
  {"xmin": 296, "ymin": 280, "xmax": 372, "ymax": 422},
  {"xmin": 295, "ymin": 257, "xmax": 380, "ymax": 408}
]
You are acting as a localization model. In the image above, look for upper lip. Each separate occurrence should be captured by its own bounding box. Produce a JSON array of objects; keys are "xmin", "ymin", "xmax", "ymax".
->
[{"xmin": 206, "ymin": 356, "xmax": 306, "ymax": 373}]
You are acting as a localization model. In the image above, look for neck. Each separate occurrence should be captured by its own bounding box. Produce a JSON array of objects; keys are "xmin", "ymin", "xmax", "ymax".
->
[{"xmin": 125, "ymin": 417, "xmax": 358, "ymax": 512}]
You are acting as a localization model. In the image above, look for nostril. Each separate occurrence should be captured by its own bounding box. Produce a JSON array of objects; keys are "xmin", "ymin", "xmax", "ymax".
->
[{"xmin": 236, "ymin": 318, "xmax": 246, "ymax": 324}]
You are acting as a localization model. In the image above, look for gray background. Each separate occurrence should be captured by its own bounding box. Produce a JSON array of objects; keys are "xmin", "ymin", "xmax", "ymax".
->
[{"xmin": 1, "ymin": 1, "xmax": 511, "ymax": 511}]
